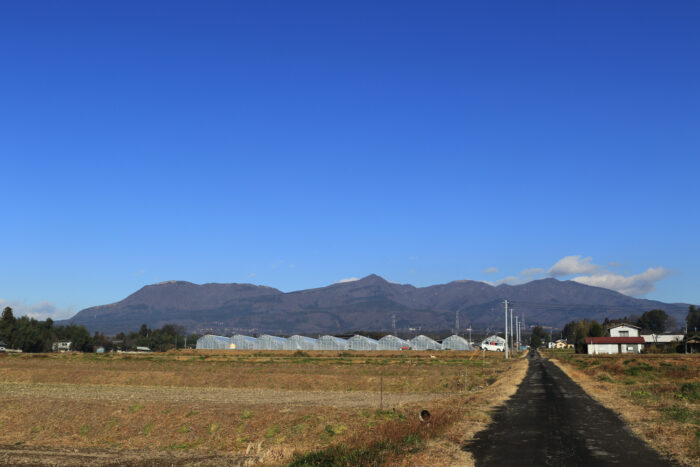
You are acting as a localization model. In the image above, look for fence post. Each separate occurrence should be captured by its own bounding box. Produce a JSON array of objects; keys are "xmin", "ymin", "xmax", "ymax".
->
[{"xmin": 380, "ymin": 375, "xmax": 383, "ymax": 410}]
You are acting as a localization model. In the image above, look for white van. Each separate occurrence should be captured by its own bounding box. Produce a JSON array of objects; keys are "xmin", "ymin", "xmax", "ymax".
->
[{"xmin": 480, "ymin": 335, "xmax": 505, "ymax": 352}]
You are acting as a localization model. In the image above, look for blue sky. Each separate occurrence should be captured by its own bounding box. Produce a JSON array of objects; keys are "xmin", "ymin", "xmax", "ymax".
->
[{"xmin": 1, "ymin": 1, "xmax": 699, "ymax": 319}]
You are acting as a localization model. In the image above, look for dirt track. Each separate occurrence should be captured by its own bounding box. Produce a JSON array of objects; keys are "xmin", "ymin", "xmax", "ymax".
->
[
  {"xmin": 0, "ymin": 381, "xmax": 440, "ymax": 408},
  {"xmin": 464, "ymin": 351, "xmax": 674, "ymax": 466}
]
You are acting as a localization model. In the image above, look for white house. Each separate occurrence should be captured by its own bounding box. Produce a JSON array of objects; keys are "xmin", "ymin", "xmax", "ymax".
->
[
  {"xmin": 609, "ymin": 324, "xmax": 640, "ymax": 337},
  {"xmin": 587, "ymin": 324, "xmax": 644, "ymax": 354}
]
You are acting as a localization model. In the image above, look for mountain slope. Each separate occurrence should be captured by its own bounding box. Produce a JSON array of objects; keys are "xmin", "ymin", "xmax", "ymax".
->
[{"xmin": 63, "ymin": 275, "xmax": 690, "ymax": 335}]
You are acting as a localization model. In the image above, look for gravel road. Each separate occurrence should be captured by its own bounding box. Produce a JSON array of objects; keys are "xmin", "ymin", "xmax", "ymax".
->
[{"xmin": 464, "ymin": 351, "xmax": 674, "ymax": 466}]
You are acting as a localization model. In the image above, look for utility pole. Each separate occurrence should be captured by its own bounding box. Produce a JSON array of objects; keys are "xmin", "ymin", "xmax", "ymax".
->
[
  {"xmin": 467, "ymin": 326, "xmax": 472, "ymax": 346},
  {"xmin": 515, "ymin": 316, "xmax": 519, "ymax": 352},
  {"xmin": 518, "ymin": 318, "xmax": 522, "ymax": 349},
  {"xmin": 392, "ymin": 314, "xmax": 396, "ymax": 335},
  {"xmin": 455, "ymin": 310, "xmax": 459, "ymax": 336},
  {"xmin": 510, "ymin": 306, "xmax": 514, "ymax": 355},
  {"xmin": 504, "ymin": 300, "xmax": 509, "ymax": 359}
]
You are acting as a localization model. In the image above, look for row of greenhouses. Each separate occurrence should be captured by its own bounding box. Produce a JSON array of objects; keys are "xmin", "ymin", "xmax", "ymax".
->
[{"xmin": 196, "ymin": 333, "xmax": 475, "ymax": 351}]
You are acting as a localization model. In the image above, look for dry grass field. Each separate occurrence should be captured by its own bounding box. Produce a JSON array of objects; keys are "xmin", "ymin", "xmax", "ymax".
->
[
  {"xmin": 546, "ymin": 351, "xmax": 700, "ymax": 466},
  {"xmin": 0, "ymin": 349, "xmax": 526, "ymax": 466}
]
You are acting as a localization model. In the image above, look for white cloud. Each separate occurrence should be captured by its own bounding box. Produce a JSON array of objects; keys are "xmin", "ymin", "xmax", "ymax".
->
[
  {"xmin": 336, "ymin": 277, "xmax": 360, "ymax": 283},
  {"xmin": 490, "ymin": 267, "xmax": 544, "ymax": 286},
  {"xmin": 548, "ymin": 255, "xmax": 601, "ymax": 277},
  {"xmin": 484, "ymin": 267, "xmax": 499, "ymax": 274},
  {"xmin": 0, "ymin": 299, "xmax": 75, "ymax": 321},
  {"xmin": 492, "ymin": 275, "xmax": 527, "ymax": 286},
  {"xmin": 248, "ymin": 273, "xmax": 256, "ymax": 278},
  {"xmin": 571, "ymin": 267, "xmax": 670, "ymax": 296},
  {"xmin": 520, "ymin": 267, "xmax": 544, "ymax": 277}
]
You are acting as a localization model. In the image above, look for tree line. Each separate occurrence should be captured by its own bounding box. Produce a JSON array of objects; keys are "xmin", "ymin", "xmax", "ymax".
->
[{"xmin": 1, "ymin": 307, "xmax": 199, "ymax": 353}]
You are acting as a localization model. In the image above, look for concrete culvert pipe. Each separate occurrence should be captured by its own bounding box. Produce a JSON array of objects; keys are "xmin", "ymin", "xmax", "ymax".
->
[{"xmin": 419, "ymin": 409, "xmax": 431, "ymax": 422}]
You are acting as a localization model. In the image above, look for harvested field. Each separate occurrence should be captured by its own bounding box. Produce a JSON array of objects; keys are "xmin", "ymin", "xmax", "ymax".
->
[
  {"xmin": 546, "ymin": 351, "xmax": 700, "ymax": 466},
  {"xmin": 0, "ymin": 382, "xmax": 441, "ymax": 408},
  {"xmin": 0, "ymin": 349, "xmax": 524, "ymax": 466}
]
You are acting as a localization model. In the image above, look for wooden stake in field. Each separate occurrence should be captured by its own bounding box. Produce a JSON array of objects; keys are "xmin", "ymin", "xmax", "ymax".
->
[{"xmin": 380, "ymin": 375, "xmax": 383, "ymax": 410}]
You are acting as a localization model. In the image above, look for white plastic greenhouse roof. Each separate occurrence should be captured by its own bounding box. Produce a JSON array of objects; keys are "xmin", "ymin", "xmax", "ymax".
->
[
  {"xmin": 441, "ymin": 335, "xmax": 474, "ymax": 350},
  {"xmin": 233, "ymin": 334, "xmax": 257, "ymax": 342},
  {"xmin": 409, "ymin": 335, "xmax": 442, "ymax": 350},
  {"xmin": 318, "ymin": 335, "xmax": 347, "ymax": 344}
]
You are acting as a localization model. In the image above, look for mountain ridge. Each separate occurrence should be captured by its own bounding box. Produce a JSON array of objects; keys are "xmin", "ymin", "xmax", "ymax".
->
[{"xmin": 62, "ymin": 274, "xmax": 690, "ymax": 335}]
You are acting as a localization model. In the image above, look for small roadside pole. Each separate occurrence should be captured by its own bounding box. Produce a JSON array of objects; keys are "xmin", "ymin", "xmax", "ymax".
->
[{"xmin": 380, "ymin": 375, "xmax": 383, "ymax": 410}]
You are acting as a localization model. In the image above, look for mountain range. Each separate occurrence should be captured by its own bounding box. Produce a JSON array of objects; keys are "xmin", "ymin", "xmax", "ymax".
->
[{"xmin": 62, "ymin": 275, "xmax": 690, "ymax": 335}]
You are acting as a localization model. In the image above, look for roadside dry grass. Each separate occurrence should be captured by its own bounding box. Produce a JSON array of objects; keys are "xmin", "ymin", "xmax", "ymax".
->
[
  {"xmin": 0, "ymin": 349, "xmax": 525, "ymax": 465},
  {"xmin": 395, "ymin": 351, "xmax": 530, "ymax": 466},
  {"xmin": 547, "ymin": 352, "xmax": 700, "ymax": 466}
]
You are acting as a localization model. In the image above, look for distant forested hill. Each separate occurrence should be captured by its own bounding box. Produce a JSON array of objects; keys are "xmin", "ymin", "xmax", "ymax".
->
[{"xmin": 60, "ymin": 275, "xmax": 689, "ymax": 335}]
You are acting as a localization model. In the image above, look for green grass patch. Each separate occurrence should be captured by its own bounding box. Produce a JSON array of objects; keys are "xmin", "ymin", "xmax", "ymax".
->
[
  {"xmin": 324, "ymin": 424, "xmax": 347, "ymax": 437},
  {"xmin": 143, "ymin": 422, "xmax": 155, "ymax": 435},
  {"xmin": 677, "ymin": 382, "xmax": 700, "ymax": 401},
  {"xmin": 241, "ymin": 409, "xmax": 253, "ymax": 419},
  {"xmin": 287, "ymin": 433, "xmax": 423, "ymax": 466},
  {"xmin": 623, "ymin": 362, "xmax": 653, "ymax": 377},
  {"xmin": 165, "ymin": 443, "xmax": 191, "ymax": 450},
  {"xmin": 630, "ymin": 390, "xmax": 652, "ymax": 399},
  {"xmin": 129, "ymin": 404, "xmax": 144, "ymax": 413},
  {"xmin": 265, "ymin": 424, "xmax": 282, "ymax": 438},
  {"xmin": 78, "ymin": 425, "xmax": 91, "ymax": 435}
]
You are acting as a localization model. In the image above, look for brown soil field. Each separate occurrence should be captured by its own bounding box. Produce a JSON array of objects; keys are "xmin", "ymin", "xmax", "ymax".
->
[
  {"xmin": 0, "ymin": 349, "xmax": 524, "ymax": 466},
  {"xmin": 546, "ymin": 351, "xmax": 700, "ymax": 466}
]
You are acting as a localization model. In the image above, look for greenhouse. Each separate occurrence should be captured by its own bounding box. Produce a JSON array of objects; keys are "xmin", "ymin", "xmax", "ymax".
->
[
  {"xmin": 346, "ymin": 334, "xmax": 379, "ymax": 351},
  {"xmin": 409, "ymin": 335, "xmax": 442, "ymax": 350},
  {"xmin": 377, "ymin": 335, "xmax": 410, "ymax": 350},
  {"xmin": 314, "ymin": 335, "xmax": 348, "ymax": 350},
  {"xmin": 256, "ymin": 334, "xmax": 287, "ymax": 350},
  {"xmin": 283, "ymin": 335, "xmax": 317, "ymax": 350},
  {"xmin": 441, "ymin": 335, "xmax": 474, "ymax": 351},
  {"xmin": 230, "ymin": 334, "xmax": 258, "ymax": 350},
  {"xmin": 196, "ymin": 334, "xmax": 231, "ymax": 350}
]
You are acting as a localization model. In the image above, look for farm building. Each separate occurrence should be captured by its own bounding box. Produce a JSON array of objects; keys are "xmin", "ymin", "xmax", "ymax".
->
[
  {"xmin": 377, "ymin": 335, "xmax": 410, "ymax": 350},
  {"xmin": 231, "ymin": 334, "xmax": 258, "ymax": 350},
  {"xmin": 410, "ymin": 335, "xmax": 442, "ymax": 350},
  {"xmin": 196, "ymin": 335, "xmax": 231, "ymax": 350},
  {"xmin": 346, "ymin": 335, "xmax": 379, "ymax": 350},
  {"xmin": 683, "ymin": 336, "xmax": 700, "ymax": 353},
  {"xmin": 586, "ymin": 337, "xmax": 644, "ymax": 354},
  {"xmin": 314, "ymin": 335, "xmax": 347, "ymax": 350},
  {"xmin": 283, "ymin": 335, "xmax": 317, "ymax": 350},
  {"xmin": 642, "ymin": 333, "xmax": 684, "ymax": 350},
  {"xmin": 587, "ymin": 324, "xmax": 644, "ymax": 354},
  {"xmin": 256, "ymin": 335, "xmax": 287, "ymax": 350},
  {"xmin": 441, "ymin": 335, "xmax": 474, "ymax": 350}
]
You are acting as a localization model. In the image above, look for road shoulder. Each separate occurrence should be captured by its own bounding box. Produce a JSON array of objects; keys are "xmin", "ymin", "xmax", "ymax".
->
[
  {"xmin": 398, "ymin": 353, "xmax": 530, "ymax": 466},
  {"xmin": 550, "ymin": 356, "xmax": 696, "ymax": 466}
]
